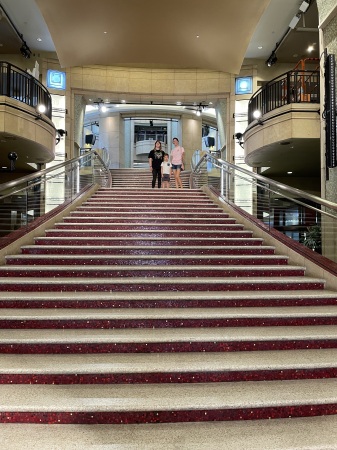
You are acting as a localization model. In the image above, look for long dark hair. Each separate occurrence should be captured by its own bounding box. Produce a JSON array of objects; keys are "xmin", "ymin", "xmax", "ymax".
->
[{"xmin": 152, "ymin": 140, "xmax": 162, "ymax": 150}]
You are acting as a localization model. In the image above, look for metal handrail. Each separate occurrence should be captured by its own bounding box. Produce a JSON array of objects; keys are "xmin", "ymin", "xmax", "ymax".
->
[
  {"xmin": 191, "ymin": 149, "xmax": 337, "ymax": 261},
  {"xmin": 0, "ymin": 150, "xmax": 111, "ymax": 193},
  {"xmin": 193, "ymin": 151, "xmax": 337, "ymax": 215},
  {"xmin": 0, "ymin": 150, "xmax": 111, "ymax": 241}
]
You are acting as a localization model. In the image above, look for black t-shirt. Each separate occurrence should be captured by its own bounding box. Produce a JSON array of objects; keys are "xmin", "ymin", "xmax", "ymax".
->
[{"xmin": 148, "ymin": 149, "xmax": 165, "ymax": 169}]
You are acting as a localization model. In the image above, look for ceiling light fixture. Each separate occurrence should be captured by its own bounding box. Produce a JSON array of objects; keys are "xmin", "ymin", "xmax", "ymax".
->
[
  {"xmin": 266, "ymin": 52, "xmax": 277, "ymax": 67},
  {"xmin": 0, "ymin": 4, "xmax": 31, "ymax": 58},
  {"xmin": 299, "ymin": 1, "xmax": 310, "ymax": 13}
]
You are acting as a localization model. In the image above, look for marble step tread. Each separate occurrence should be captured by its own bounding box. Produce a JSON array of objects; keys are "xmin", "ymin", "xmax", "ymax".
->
[
  {"xmin": 67, "ymin": 214, "xmax": 232, "ymax": 220},
  {"xmin": 35, "ymin": 236, "xmax": 262, "ymax": 242},
  {"xmin": 0, "ymin": 276, "xmax": 324, "ymax": 288},
  {"xmin": 0, "ymin": 264, "xmax": 305, "ymax": 274},
  {"xmin": 1, "ymin": 305, "xmax": 336, "ymax": 320},
  {"xmin": 1, "ymin": 349, "xmax": 337, "ymax": 374},
  {"xmin": 1, "ymin": 416, "xmax": 336, "ymax": 450},
  {"xmin": 7, "ymin": 254, "xmax": 286, "ymax": 262},
  {"xmin": 78, "ymin": 205, "xmax": 222, "ymax": 210},
  {"xmin": 45, "ymin": 229, "xmax": 251, "ymax": 235},
  {"xmin": 0, "ymin": 325, "xmax": 336, "ymax": 344},
  {"xmin": 24, "ymin": 244, "xmax": 273, "ymax": 250},
  {"xmin": 1, "ymin": 289, "xmax": 335, "ymax": 301},
  {"xmin": 72, "ymin": 210, "xmax": 228, "ymax": 216},
  {"xmin": 54, "ymin": 222, "xmax": 243, "ymax": 228},
  {"xmin": 0, "ymin": 378, "xmax": 337, "ymax": 412}
]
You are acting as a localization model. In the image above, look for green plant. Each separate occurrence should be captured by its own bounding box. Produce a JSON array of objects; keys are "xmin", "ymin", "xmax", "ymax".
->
[{"xmin": 303, "ymin": 225, "xmax": 321, "ymax": 251}]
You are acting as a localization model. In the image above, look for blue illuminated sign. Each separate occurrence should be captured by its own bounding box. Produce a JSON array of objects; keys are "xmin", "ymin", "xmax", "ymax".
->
[
  {"xmin": 47, "ymin": 70, "xmax": 66, "ymax": 90},
  {"xmin": 235, "ymin": 77, "xmax": 253, "ymax": 95}
]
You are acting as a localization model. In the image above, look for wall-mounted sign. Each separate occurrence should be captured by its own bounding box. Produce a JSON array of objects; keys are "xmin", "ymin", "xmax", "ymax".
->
[
  {"xmin": 46, "ymin": 70, "xmax": 66, "ymax": 90},
  {"xmin": 235, "ymin": 77, "xmax": 253, "ymax": 95}
]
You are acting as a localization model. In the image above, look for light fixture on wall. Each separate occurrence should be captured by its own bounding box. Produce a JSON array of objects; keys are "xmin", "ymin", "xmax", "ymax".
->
[
  {"xmin": 35, "ymin": 104, "xmax": 47, "ymax": 120},
  {"xmin": 234, "ymin": 132, "xmax": 244, "ymax": 148}
]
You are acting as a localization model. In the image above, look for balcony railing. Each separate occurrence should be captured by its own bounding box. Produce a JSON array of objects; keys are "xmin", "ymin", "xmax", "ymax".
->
[
  {"xmin": 0, "ymin": 61, "xmax": 52, "ymax": 119},
  {"xmin": 248, "ymin": 69, "xmax": 320, "ymax": 124}
]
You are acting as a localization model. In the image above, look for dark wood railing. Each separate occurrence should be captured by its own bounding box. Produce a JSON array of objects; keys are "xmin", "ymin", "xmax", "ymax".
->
[
  {"xmin": 248, "ymin": 69, "xmax": 320, "ymax": 124},
  {"xmin": 0, "ymin": 61, "xmax": 52, "ymax": 119}
]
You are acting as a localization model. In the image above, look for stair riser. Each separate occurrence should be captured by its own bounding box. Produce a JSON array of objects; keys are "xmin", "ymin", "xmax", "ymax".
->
[
  {"xmin": 54, "ymin": 224, "xmax": 244, "ymax": 231},
  {"xmin": 0, "ymin": 340, "xmax": 337, "ymax": 354},
  {"xmin": 1, "ymin": 297, "xmax": 335, "ymax": 309},
  {"xmin": 66, "ymin": 218, "xmax": 235, "ymax": 224},
  {"xmin": 78, "ymin": 207, "xmax": 221, "ymax": 212},
  {"xmin": 1, "ymin": 317, "xmax": 337, "ymax": 329},
  {"xmin": 0, "ymin": 268, "xmax": 305, "ymax": 278},
  {"xmin": 44, "ymin": 231, "xmax": 252, "ymax": 238},
  {"xmin": 1, "ymin": 368, "xmax": 337, "ymax": 384},
  {"xmin": 22, "ymin": 247, "xmax": 275, "ymax": 256},
  {"xmin": 1, "ymin": 404, "xmax": 336, "ymax": 424},
  {"xmin": 0, "ymin": 281, "xmax": 324, "ymax": 292},
  {"xmin": 34, "ymin": 238, "xmax": 263, "ymax": 246},
  {"xmin": 72, "ymin": 212, "xmax": 232, "ymax": 218},
  {"xmin": 5, "ymin": 257, "xmax": 288, "ymax": 266}
]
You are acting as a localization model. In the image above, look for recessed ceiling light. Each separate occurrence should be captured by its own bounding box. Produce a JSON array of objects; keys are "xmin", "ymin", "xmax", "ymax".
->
[
  {"xmin": 37, "ymin": 38, "xmax": 42, "ymax": 42},
  {"xmin": 307, "ymin": 45, "xmax": 314, "ymax": 53},
  {"xmin": 258, "ymin": 46, "xmax": 263, "ymax": 49},
  {"xmin": 104, "ymin": 31, "xmax": 107, "ymax": 34},
  {"xmin": 121, "ymin": 99, "xmax": 126, "ymax": 103},
  {"xmin": 176, "ymin": 101, "xmax": 182, "ymax": 105},
  {"xmin": 196, "ymin": 35, "xmax": 200, "ymax": 38},
  {"xmin": 287, "ymin": 171, "xmax": 293, "ymax": 174}
]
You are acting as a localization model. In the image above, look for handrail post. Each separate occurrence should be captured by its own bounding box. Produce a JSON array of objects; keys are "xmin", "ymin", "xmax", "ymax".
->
[{"xmin": 220, "ymin": 166, "xmax": 225, "ymax": 197}]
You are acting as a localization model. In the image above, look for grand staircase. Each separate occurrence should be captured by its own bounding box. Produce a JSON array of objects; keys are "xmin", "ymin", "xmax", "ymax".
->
[{"xmin": 0, "ymin": 171, "xmax": 337, "ymax": 448}]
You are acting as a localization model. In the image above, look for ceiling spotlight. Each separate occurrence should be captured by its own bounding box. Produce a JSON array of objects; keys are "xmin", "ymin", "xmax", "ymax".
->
[
  {"xmin": 253, "ymin": 110, "xmax": 262, "ymax": 119},
  {"xmin": 100, "ymin": 105, "xmax": 107, "ymax": 113},
  {"xmin": 266, "ymin": 52, "xmax": 277, "ymax": 67}
]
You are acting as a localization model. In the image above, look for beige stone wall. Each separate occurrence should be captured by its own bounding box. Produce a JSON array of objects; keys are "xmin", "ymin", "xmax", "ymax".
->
[{"xmin": 62, "ymin": 66, "xmax": 232, "ymax": 164}]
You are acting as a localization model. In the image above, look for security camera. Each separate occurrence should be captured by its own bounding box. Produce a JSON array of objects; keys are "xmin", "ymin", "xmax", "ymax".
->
[{"xmin": 8, "ymin": 152, "xmax": 18, "ymax": 161}]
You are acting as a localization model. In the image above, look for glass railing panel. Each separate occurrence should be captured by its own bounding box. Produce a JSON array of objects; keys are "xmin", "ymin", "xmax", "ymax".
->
[
  {"xmin": 192, "ymin": 150, "xmax": 337, "ymax": 263},
  {"xmin": 0, "ymin": 150, "xmax": 111, "ymax": 241}
]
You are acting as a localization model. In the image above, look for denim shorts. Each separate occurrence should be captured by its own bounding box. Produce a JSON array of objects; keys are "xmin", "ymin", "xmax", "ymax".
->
[
  {"xmin": 172, "ymin": 164, "xmax": 182, "ymax": 170},
  {"xmin": 162, "ymin": 174, "xmax": 170, "ymax": 182}
]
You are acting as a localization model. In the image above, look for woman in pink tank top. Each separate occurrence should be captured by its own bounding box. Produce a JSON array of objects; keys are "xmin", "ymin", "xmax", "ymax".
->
[{"xmin": 170, "ymin": 137, "xmax": 185, "ymax": 188}]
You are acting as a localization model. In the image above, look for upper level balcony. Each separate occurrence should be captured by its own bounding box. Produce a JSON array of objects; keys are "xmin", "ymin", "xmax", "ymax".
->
[
  {"xmin": 0, "ymin": 61, "xmax": 56, "ymax": 179},
  {"xmin": 243, "ymin": 67, "xmax": 320, "ymax": 193}
]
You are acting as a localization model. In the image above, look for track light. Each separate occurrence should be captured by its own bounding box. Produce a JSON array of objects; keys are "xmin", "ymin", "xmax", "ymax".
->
[
  {"xmin": 299, "ymin": 1, "xmax": 310, "ymax": 13},
  {"xmin": 20, "ymin": 41, "xmax": 31, "ymax": 59},
  {"xmin": 266, "ymin": 52, "xmax": 277, "ymax": 67}
]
